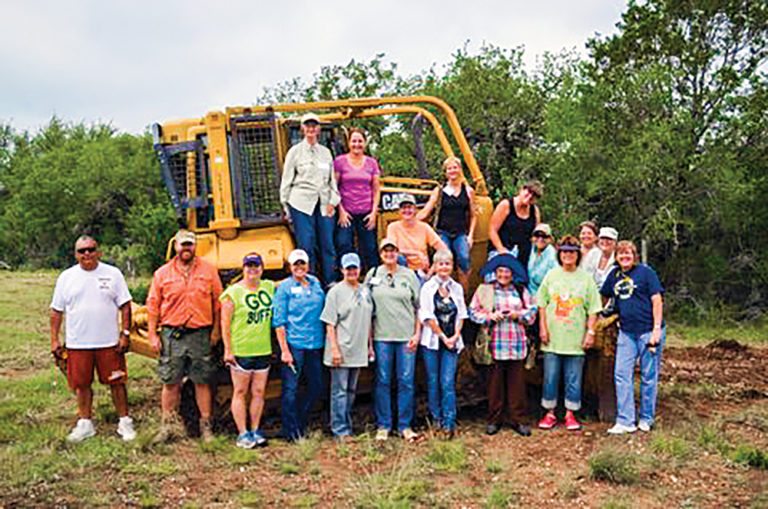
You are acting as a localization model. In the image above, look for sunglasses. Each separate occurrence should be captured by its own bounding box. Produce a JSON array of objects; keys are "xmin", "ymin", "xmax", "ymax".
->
[
  {"xmin": 243, "ymin": 262, "xmax": 262, "ymax": 268},
  {"xmin": 292, "ymin": 260, "xmax": 307, "ymax": 266},
  {"xmin": 77, "ymin": 247, "xmax": 97, "ymax": 254}
]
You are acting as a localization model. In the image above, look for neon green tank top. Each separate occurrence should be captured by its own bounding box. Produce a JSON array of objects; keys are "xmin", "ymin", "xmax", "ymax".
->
[{"xmin": 220, "ymin": 280, "xmax": 275, "ymax": 357}]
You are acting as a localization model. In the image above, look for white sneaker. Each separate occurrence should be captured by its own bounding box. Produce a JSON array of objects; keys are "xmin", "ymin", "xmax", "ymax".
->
[
  {"xmin": 375, "ymin": 429, "xmax": 389, "ymax": 441},
  {"xmin": 637, "ymin": 421, "xmax": 652, "ymax": 433},
  {"xmin": 117, "ymin": 416, "xmax": 137, "ymax": 441},
  {"xmin": 67, "ymin": 418, "xmax": 96, "ymax": 442},
  {"xmin": 607, "ymin": 423, "xmax": 637, "ymax": 435}
]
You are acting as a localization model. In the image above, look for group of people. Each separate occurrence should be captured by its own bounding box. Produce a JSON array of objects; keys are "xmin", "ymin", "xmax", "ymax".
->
[{"xmin": 50, "ymin": 113, "xmax": 666, "ymax": 446}]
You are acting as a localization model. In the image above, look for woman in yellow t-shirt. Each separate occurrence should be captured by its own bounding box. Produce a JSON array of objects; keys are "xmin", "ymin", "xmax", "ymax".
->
[{"xmin": 220, "ymin": 253, "xmax": 275, "ymax": 448}]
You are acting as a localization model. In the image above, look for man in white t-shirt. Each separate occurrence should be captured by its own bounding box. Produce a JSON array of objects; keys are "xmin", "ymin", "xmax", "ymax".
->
[{"xmin": 50, "ymin": 235, "xmax": 136, "ymax": 442}]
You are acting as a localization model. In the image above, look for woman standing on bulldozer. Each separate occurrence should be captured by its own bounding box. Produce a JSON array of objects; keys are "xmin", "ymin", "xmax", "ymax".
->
[{"xmin": 334, "ymin": 128, "xmax": 381, "ymax": 273}]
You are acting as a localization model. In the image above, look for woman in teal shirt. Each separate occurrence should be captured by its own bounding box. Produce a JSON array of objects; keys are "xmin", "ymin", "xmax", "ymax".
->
[{"xmin": 220, "ymin": 253, "xmax": 275, "ymax": 448}]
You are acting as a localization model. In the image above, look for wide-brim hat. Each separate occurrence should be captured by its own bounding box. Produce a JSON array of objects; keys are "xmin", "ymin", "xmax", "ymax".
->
[{"xmin": 479, "ymin": 253, "xmax": 528, "ymax": 285}]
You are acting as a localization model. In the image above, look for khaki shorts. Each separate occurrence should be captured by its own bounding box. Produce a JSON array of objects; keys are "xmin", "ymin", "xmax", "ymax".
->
[{"xmin": 157, "ymin": 327, "xmax": 215, "ymax": 385}]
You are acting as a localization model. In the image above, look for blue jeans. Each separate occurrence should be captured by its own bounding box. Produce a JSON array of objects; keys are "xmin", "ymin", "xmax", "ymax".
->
[
  {"xmin": 374, "ymin": 341, "xmax": 416, "ymax": 432},
  {"xmin": 280, "ymin": 346, "xmax": 324, "ymax": 440},
  {"xmin": 329, "ymin": 367, "xmax": 360, "ymax": 437},
  {"xmin": 438, "ymin": 231, "xmax": 471, "ymax": 273},
  {"xmin": 541, "ymin": 352, "xmax": 585, "ymax": 411},
  {"xmin": 336, "ymin": 213, "xmax": 379, "ymax": 273},
  {"xmin": 614, "ymin": 327, "xmax": 666, "ymax": 427},
  {"xmin": 290, "ymin": 203, "xmax": 337, "ymax": 285},
  {"xmin": 421, "ymin": 346, "xmax": 459, "ymax": 431}
]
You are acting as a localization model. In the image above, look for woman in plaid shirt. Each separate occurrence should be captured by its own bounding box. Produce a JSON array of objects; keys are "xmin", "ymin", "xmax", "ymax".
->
[{"xmin": 470, "ymin": 254, "xmax": 537, "ymax": 436}]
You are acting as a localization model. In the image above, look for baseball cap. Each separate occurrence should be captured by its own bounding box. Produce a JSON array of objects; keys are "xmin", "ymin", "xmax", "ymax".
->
[
  {"xmin": 301, "ymin": 113, "xmax": 321, "ymax": 125},
  {"xmin": 242, "ymin": 253, "xmax": 263, "ymax": 266},
  {"xmin": 599, "ymin": 227, "xmax": 619, "ymax": 240},
  {"xmin": 532, "ymin": 223, "xmax": 552, "ymax": 237},
  {"xmin": 340, "ymin": 253, "xmax": 361, "ymax": 269},
  {"xmin": 398, "ymin": 194, "xmax": 416, "ymax": 207},
  {"xmin": 287, "ymin": 249, "xmax": 309, "ymax": 265},
  {"xmin": 174, "ymin": 230, "xmax": 196, "ymax": 244},
  {"xmin": 379, "ymin": 238, "xmax": 398, "ymax": 251}
]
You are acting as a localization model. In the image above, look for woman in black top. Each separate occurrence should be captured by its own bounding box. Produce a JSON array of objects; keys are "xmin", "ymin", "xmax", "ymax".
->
[
  {"xmin": 418, "ymin": 156, "xmax": 476, "ymax": 291},
  {"xmin": 488, "ymin": 180, "xmax": 543, "ymax": 272}
]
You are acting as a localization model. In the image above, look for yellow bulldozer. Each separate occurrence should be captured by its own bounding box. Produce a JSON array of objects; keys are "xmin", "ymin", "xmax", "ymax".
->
[
  {"xmin": 129, "ymin": 95, "xmax": 618, "ymax": 423},
  {"xmin": 128, "ymin": 96, "xmax": 496, "ymax": 409}
]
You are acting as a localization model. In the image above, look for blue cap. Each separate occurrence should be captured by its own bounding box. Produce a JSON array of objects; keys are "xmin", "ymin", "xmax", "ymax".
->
[
  {"xmin": 242, "ymin": 254, "xmax": 263, "ymax": 266},
  {"xmin": 340, "ymin": 253, "xmax": 361, "ymax": 269}
]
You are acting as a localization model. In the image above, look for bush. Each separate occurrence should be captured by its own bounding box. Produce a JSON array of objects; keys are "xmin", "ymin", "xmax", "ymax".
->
[{"xmin": 588, "ymin": 448, "xmax": 638, "ymax": 485}]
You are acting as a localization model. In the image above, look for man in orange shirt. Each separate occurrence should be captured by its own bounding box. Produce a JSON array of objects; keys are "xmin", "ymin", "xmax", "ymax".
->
[
  {"xmin": 386, "ymin": 194, "xmax": 447, "ymax": 275},
  {"xmin": 146, "ymin": 230, "xmax": 223, "ymax": 442}
]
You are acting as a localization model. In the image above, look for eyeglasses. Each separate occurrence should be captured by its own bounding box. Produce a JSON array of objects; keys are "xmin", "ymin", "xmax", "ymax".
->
[{"xmin": 77, "ymin": 247, "xmax": 97, "ymax": 254}]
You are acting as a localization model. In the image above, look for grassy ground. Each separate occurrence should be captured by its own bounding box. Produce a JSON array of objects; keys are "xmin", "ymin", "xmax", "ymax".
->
[{"xmin": 1, "ymin": 270, "xmax": 766, "ymax": 507}]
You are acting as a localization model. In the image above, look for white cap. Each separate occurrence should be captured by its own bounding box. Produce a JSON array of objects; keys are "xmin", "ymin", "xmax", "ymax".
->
[
  {"xmin": 287, "ymin": 249, "xmax": 309, "ymax": 265},
  {"xmin": 599, "ymin": 227, "xmax": 619, "ymax": 240},
  {"xmin": 300, "ymin": 113, "xmax": 321, "ymax": 125}
]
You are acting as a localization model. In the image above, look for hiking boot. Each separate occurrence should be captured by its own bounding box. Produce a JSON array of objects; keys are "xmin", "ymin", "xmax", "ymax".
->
[
  {"xmin": 117, "ymin": 416, "xmax": 137, "ymax": 441},
  {"xmin": 375, "ymin": 429, "xmax": 389, "ymax": 441},
  {"xmin": 200, "ymin": 418, "xmax": 214, "ymax": 443},
  {"xmin": 607, "ymin": 423, "xmax": 637, "ymax": 435},
  {"xmin": 538, "ymin": 411, "xmax": 558, "ymax": 430},
  {"xmin": 564, "ymin": 411, "xmax": 581, "ymax": 431},
  {"xmin": 67, "ymin": 418, "xmax": 96, "ymax": 443},
  {"xmin": 249, "ymin": 429, "xmax": 268, "ymax": 447},
  {"xmin": 236, "ymin": 431, "xmax": 256, "ymax": 449},
  {"xmin": 485, "ymin": 423, "xmax": 501, "ymax": 436},
  {"xmin": 152, "ymin": 414, "xmax": 184, "ymax": 444}
]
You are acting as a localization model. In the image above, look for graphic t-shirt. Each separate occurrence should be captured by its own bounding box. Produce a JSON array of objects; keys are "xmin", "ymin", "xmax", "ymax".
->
[
  {"xmin": 220, "ymin": 281, "xmax": 275, "ymax": 356},
  {"xmin": 320, "ymin": 282, "xmax": 374, "ymax": 367},
  {"xmin": 537, "ymin": 267, "xmax": 602, "ymax": 355},
  {"xmin": 600, "ymin": 264, "xmax": 664, "ymax": 334},
  {"xmin": 50, "ymin": 262, "xmax": 132, "ymax": 349},
  {"xmin": 334, "ymin": 155, "xmax": 381, "ymax": 215}
]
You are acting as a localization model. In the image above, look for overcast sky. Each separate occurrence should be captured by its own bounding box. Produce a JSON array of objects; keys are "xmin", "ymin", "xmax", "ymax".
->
[{"xmin": 1, "ymin": 0, "xmax": 626, "ymax": 134}]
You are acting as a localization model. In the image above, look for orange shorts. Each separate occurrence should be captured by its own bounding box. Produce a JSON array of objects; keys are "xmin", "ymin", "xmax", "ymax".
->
[{"xmin": 66, "ymin": 346, "xmax": 127, "ymax": 390}]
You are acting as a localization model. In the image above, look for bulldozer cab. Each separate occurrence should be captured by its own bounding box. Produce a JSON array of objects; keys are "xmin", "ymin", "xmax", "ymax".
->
[{"xmin": 151, "ymin": 96, "xmax": 493, "ymax": 280}]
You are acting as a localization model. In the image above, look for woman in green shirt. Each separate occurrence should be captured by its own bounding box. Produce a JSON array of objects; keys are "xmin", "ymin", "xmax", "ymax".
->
[
  {"xmin": 536, "ymin": 236, "xmax": 602, "ymax": 431},
  {"xmin": 220, "ymin": 253, "xmax": 275, "ymax": 448}
]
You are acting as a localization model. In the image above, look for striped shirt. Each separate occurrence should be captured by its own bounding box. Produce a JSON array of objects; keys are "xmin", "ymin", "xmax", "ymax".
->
[{"xmin": 469, "ymin": 283, "xmax": 537, "ymax": 361}]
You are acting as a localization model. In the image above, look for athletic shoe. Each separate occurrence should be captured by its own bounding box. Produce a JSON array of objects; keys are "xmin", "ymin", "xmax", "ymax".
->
[
  {"xmin": 236, "ymin": 431, "xmax": 256, "ymax": 449},
  {"xmin": 485, "ymin": 423, "xmax": 501, "ymax": 436},
  {"xmin": 249, "ymin": 430, "xmax": 268, "ymax": 447},
  {"xmin": 67, "ymin": 419, "xmax": 96, "ymax": 443},
  {"xmin": 607, "ymin": 423, "xmax": 637, "ymax": 435},
  {"xmin": 564, "ymin": 411, "xmax": 582, "ymax": 431},
  {"xmin": 538, "ymin": 412, "xmax": 558, "ymax": 430},
  {"xmin": 117, "ymin": 416, "xmax": 137, "ymax": 441},
  {"xmin": 637, "ymin": 421, "xmax": 652, "ymax": 432},
  {"xmin": 401, "ymin": 428, "xmax": 419, "ymax": 442},
  {"xmin": 375, "ymin": 429, "xmax": 389, "ymax": 441}
]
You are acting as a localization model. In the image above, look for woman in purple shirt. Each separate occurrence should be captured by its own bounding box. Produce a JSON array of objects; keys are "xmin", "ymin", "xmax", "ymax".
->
[{"xmin": 335, "ymin": 128, "xmax": 381, "ymax": 272}]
